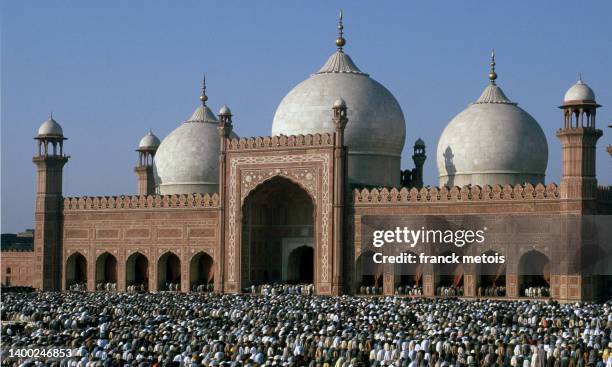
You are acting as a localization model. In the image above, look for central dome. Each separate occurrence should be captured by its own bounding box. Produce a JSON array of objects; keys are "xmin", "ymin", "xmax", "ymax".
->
[{"xmin": 271, "ymin": 20, "xmax": 406, "ymax": 187}]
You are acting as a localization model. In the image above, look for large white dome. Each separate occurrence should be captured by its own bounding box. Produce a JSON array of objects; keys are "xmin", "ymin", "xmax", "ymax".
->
[
  {"xmin": 271, "ymin": 50, "xmax": 406, "ymax": 187},
  {"xmin": 437, "ymin": 82, "xmax": 548, "ymax": 187},
  {"xmin": 153, "ymin": 101, "xmax": 237, "ymax": 195}
]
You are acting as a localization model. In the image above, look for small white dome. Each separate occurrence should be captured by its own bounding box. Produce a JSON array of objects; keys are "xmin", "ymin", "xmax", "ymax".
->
[
  {"xmin": 564, "ymin": 78, "xmax": 596, "ymax": 102},
  {"xmin": 437, "ymin": 83, "xmax": 548, "ymax": 187},
  {"xmin": 37, "ymin": 116, "xmax": 64, "ymax": 137},
  {"xmin": 138, "ymin": 130, "xmax": 161, "ymax": 150},
  {"xmin": 272, "ymin": 50, "xmax": 405, "ymax": 186},
  {"xmin": 219, "ymin": 105, "xmax": 231, "ymax": 115},
  {"xmin": 333, "ymin": 98, "xmax": 346, "ymax": 108}
]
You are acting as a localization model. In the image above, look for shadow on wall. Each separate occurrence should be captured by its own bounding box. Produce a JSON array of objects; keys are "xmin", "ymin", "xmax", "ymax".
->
[{"xmin": 443, "ymin": 146, "xmax": 456, "ymax": 187}]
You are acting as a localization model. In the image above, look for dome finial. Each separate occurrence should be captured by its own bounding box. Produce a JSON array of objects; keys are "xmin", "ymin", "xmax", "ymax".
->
[
  {"xmin": 199, "ymin": 74, "xmax": 208, "ymax": 105},
  {"xmin": 578, "ymin": 72, "xmax": 583, "ymax": 84},
  {"xmin": 488, "ymin": 49, "xmax": 497, "ymax": 85},
  {"xmin": 335, "ymin": 9, "xmax": 346, "ymax": 51}
]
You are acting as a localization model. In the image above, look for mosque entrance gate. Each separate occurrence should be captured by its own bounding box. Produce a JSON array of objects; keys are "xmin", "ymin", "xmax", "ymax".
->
[{"xmin": 220, "ymin": 131, "xmax": 346, "ymax": 295}]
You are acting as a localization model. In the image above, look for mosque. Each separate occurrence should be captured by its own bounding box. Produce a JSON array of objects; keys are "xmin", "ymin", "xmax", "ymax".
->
[{"xmin": 2, "ymin": 14, "xmax": 610, "ymax": 301}]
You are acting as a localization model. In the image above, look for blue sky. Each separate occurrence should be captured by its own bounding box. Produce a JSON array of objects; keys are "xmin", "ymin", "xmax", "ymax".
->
[{"xmin": 2, "ymin": 1, "xmax": 611, "ymax": 232}]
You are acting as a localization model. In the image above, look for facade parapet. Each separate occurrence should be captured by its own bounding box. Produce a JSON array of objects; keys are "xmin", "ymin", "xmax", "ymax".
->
[
  {"xmin": 63, "ymin": 193, "xmax": 220, "ymax": 211},
  {"xmin": 227, "ymin": 133, "xmax": 334, "ymax": 151},
  {"xmin": 352, "ymin": 183, "xmax": 560, "ymax": 204}
]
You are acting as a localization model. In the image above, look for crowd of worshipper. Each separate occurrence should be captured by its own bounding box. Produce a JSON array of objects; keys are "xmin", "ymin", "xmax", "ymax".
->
[
  {"xmin": 395, "ymin": 285, "xmax": 423, "ymax": 296},
  {"xmin": 358, "ymin": 286, "xmax": 384, "ymax": 295},
  {"xmin": 524, "ymin": 287, "xmax": 551, "ymax": 298},
  {"xmin": 0, "ymin": 286, "xmax": 35, "ymax": 293},
  {"xmin": 478, "ymin": 286, "xmax": 506, "ymax": 298},
  {"xmin": 95, "ymin": 283, "xmax": 117, "ymax": 292},
  {"xmin": 245, "ymin": 284, "xmax": 315, "ymax": 296},
  {"xmin": 436, "ymin": 286, "xmax": 464, "ymax": 297},
  {"xmin": 192, "ymin": 283, "xmax": 215, "ymax": 293},
  {"xmin": 2, "ymin": 290, "xmax": 611, "ymax": 367},
  {"xmin": 68, "ymin": 283, "xmax": 87, "ymax": 292},
  {"xmin": 162, "ymin": 283, "xmax": 181, "ymax": 292},
  {"xmin": 126, "ymin": 284, "xmax": 148, "ymax": 293}
]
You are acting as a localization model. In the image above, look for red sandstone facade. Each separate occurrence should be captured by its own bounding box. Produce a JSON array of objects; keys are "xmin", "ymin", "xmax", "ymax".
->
[{"xmin": 2, "ymin": 97, "xmax": 611, "ymax": 301}]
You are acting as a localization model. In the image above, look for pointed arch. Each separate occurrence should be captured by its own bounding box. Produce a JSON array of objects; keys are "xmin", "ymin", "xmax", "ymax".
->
[
  {"xmin": 287, "ymin": 245, "xmax": 314, "ymax": 284},
  {"xmin": 95, "ymin": 252, "xmax": 117, "ymax": 288},
  {"xmin": 476, "ymin": 249, "xmax": 506, "ymax": 297},
  {"xmin": 434, "ymin": 250, "xmax": 465, "ymax": 296},
  {"xmin": 126, "ymin": 252, "xmax": 149, "ymax": 290},
  {"xmin": 355, "ymin": 250, "xmax": 383, "ymax": 295},
  {"xmin": 157, "ymin": 251, "xmax": 181, "ymax": 291},
  {"xmin": 241, "ymin": 173, "xmax": 317, "ymax": 209},
  {"xmin": 66, "ymin": 252, "xmax": 87, "ymax": 290},
  {"xmin": 518, "ymin": 249, "xmax": 551, "ymax": 297},
  {"xmin": 189, "ymin": 251, "xmax": 214, "ymax": 291},
  {"xmin": 241, "ymin": 176, "xmax": 315, "ymax": 288},
  {"xmin": 394, "ymin": 250, "xmax": 422, "ymax": 295}
]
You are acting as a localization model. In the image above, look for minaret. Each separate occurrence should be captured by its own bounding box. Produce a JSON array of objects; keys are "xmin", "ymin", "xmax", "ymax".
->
[
  {"xmin": 412, "ymin": 138, "xmax": 426, "ymax": 188},
  {"xmin": 32, "ymin": 115, "xmax": 69, "ymax": 290},
  {"xmin": 557, "ymin": 76, "xmax": 602, "ymax": 209},
  {"xmin": 134, "ymin": 129, "xmax": 160, "ymax": 195},
  {"xmin": 332, "ymin": 98, "xmax": 348, "ymax": 295},
  {"xmin": 217, "ymin": 103, "xmax": 233, "ymax": 293}
]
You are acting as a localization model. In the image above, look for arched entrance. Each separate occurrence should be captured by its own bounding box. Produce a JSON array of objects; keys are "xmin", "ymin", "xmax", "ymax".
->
[
  {"xmin": 394, "ymin": 251, "xmax": 422, "ymax": 295},
  {"xmin": 4, "ymin": 267, "xmax": 11, "ymax": 286},
  {"xmin": 190, "ymin": 252, "xmax": 214, "ymax": 292},
  {"xmin": 66, "ymin": 252, "xmax": 87, "ymax": 290},
  {"xmin": 95, "ymin": 252, "xmax": 117, "ymax": 291},
  {"xmin": 157, "ymin": 252, "xmax": 181, "ymax": 291},
  {"xmin": 435, "ymin": 251, "xmax": 464, "ymax": 296},
  {"xmin": 576, "ymin": 244, "xmax": 609, "ymax": 301},
  {"xmin": 241, "ymin": 176, "xmax": 315, "ymax": 290},
  {"xmin": 519, "ymin": 250, "xmax": 550, "ymax": 297},
  {"xmin": 356, "ymin": 251, "xmax": 383, "ymax": 295},
  {"xmin": 126, "ymin": 252, "xmax": 149, "ymax": 291},
  {"xmin": 477, "ymin": 250, "xmax": 506, "ymax": 297},
  {"xmin": 287, "ymin": 246, "xmax": 314, "ymax": 283}
]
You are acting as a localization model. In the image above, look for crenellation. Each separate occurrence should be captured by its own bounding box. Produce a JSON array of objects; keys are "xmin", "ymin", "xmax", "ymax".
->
[
  {"xmin": 352, "ymin": 183, "xmax": 560, "ymax": 205},
  {"xmin": 63, "ymin": 193, "xmax": 220, "ymax": 211},
  {"xmin": 227, "ymin": 133, "xmax": 335, "ymax": 151}
]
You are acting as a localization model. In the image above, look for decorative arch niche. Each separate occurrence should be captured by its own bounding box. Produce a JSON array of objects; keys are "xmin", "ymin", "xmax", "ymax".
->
[{"xmin": 224, "ymin": 151, "xmax": 334, "ymax": 294}]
